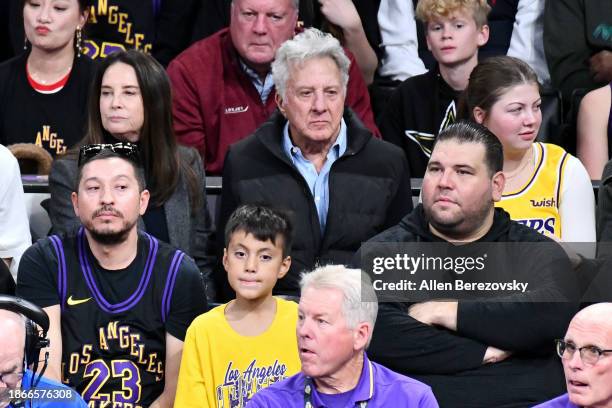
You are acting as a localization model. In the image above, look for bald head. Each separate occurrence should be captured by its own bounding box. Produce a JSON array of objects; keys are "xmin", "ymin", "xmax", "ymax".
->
[
  {"xmin": 0, "ymin": 309, "xmax": 26, "ymax": 395},
  {"xmin": 562, "ymin": 303, "xmax": 612, "ymax": 408},
  {"xmin": 568, "ymin": 303, "xmax": 612, "ymax": 342},
  {"xmin": 0, "ymin": 309, "xmax": 26, "ymax": 350}
]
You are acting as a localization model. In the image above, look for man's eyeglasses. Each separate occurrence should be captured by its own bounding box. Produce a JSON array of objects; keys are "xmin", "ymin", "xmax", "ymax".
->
[
  {"xmin": 0, "ymin": 371, "xmax": 24, "ymax": 386},
  {"xmin": 78, "ymin": 143, "xmax": 140, "ymax": 166},
  {"xmin": 556, "ymin": 339, "xmax": 612, "ymax": 365}
]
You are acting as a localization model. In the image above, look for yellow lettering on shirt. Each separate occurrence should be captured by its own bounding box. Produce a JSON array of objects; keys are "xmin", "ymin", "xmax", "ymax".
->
[{"xmin": 108, "ymin": 6, "xmax": 118, "ymax": 24}]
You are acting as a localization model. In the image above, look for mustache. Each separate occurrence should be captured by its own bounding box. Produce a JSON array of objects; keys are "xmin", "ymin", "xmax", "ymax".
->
[{"xmin": 92, "ymin": 205, "xmax": 123, "ymax": 218}]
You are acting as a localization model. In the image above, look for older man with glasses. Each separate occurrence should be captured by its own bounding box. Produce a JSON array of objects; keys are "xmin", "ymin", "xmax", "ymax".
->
[{"xmin": 534, "ymin": 303, "xmax": 612, "ymax": 408}]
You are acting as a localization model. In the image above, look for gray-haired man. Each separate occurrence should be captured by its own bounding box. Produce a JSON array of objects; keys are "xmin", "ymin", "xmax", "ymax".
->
[
  {"xmin": 216, "ymin": 28, "xmax": 413, "ymax": 300},
  {"xmin": 247, "ymin": 265, "xmax": 438, "ymax": 407}
]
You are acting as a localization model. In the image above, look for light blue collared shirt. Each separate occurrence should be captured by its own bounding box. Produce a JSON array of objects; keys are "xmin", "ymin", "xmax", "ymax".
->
[
  {"xmin": 239, "ymin": 59, "xmax": 275, "ymax": 104},
  {"xmin": 282, "ymin": 119, "xmax": 348, "ymax": 233}
]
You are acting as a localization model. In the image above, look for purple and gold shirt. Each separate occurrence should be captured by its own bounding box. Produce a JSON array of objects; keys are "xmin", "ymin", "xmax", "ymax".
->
[{"xmin": 246, "ymin": 353, "xmax": 439, "ymax": 408}]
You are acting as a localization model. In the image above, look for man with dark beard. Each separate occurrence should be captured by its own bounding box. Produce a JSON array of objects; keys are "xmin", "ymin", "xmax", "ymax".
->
[{"xmin": 16, "ymin": 147, "xmax": 207, "ymax": 408}]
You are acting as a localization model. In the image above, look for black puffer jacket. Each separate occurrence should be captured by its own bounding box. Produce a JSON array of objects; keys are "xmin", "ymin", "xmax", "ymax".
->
[{"xmin": 217, "ymin": 109, "xmax": 413, "ymax": 299}]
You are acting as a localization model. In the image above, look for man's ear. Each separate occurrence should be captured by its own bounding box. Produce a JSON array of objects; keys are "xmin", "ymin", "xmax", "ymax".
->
[
  {"xmin": 473, "ymin": 107, "xmax": 487, "ymax": 124},
  {"xmin": 353, "ymin": 322, "xmax": 372, "ymax": 351},
  {"xmin": 491, "ymin": 171, "xmax": 505, "ymax": 202},
  {"xmin": 275, "ymin": 93, "xmax": 286, "ymax": 116},
  {"xmin": 477, "ymin": 24, "xmax": 490, "ymax": 47},
  {"xmin": 139, "ymin": 189, "xmax": 150, "ymax": 215},
  {"xmin": 71, "ymin": 192, "xmax": 80, "ymax": 218}
]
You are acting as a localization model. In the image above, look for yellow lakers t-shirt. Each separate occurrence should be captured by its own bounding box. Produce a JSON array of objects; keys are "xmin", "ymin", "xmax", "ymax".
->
[
  {"xmin": 174, "ymin": 297, "xmax": 300, "ymax": 408},
  {"xmin": 496, "ymin": 142, "xmax": 569, "ymax": 239}
]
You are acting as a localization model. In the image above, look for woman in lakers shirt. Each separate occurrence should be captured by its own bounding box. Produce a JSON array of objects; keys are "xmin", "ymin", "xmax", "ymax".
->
[
  {"xmin": 461, "ymin": 56, "xmax": 596, "ymax": 248},
  {"xmin": 0, "ymin": 0, "xmax": 94, "ymax": 158}
]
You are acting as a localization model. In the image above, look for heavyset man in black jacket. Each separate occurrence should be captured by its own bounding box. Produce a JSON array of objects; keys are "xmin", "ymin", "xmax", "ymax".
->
[
  {"xmin": 361, "ymin": 121, "xmax": 579, "ymax": 407},
  {"xmin": 216, "ymin": 28, "xmax": 413, "ymax": 300}
]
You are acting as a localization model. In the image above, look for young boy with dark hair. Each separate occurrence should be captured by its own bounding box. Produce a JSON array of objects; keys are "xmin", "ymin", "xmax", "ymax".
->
[
  {"xmin": 174, "ymin": 204, "xmax": 300, "ymax": 408},
  {"xmin": 379, "ymin": 0, "xmax": 490, "ymax": 177}
]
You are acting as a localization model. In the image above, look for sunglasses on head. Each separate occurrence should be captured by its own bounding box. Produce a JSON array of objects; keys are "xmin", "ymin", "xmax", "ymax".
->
[{"xmin": 78, "ymin": 143, "xmax": 141, "ymax": 166}]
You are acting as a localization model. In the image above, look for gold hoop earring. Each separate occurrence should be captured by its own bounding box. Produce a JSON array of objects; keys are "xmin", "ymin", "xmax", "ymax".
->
[{"xmin": 75, "ymin": 27, "xmax": 82, "ymax": 57}]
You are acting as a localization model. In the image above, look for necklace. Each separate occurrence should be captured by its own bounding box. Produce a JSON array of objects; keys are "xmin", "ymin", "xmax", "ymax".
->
[{"xmin": 505, "ymin": 145, "xmax": 534, "ymax": 180}]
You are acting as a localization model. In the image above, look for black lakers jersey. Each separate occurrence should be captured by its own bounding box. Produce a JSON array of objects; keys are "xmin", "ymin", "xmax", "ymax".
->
[{"xmin": 44, "ymin": 228, "xmax": 199, "ymax": 407}]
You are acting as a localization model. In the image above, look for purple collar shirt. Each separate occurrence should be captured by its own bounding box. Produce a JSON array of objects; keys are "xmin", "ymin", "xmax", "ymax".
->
[
  {"xmin": 246, "ymin": 353, "xmax": 439, "ymax": 408},
  {"xmin": 532, "ymin": 394, "xmax": 580, "ymax": 408}
]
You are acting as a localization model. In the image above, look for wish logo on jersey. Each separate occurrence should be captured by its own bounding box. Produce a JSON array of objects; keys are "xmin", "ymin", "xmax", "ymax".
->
[
  {"xmin": 516, "ymin": 217, "xmax": 556, "ymax": 236},
  {"xmin": 530, "ymin": 197, "xmax": 557, "ymax": 208},
  {"xmin": 217, "ymin": 359, "xmax": 288, "ymax": 407}
]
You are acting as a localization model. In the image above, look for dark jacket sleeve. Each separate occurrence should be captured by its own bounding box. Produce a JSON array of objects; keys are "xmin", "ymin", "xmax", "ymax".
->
[
  {"xmin": 544, "ymin": 0, "xmax": 604, "ymax": 98},
  {"xmin": 456, "ymin": 243, "xmax": 578, "ymax": 352},
  {"xmin": 184, "ymin": 148, "xmax": 216, "ymax": 298},
  {"xmin": 48, "ymin": 157, "xmax": 80, "ymax": 235},
  {"xmin": 369, "ymin": 303, "xmax": 488, "ymax": 374},
  {"xmin": 354, "ymin": 241, "xmax": 487, "ymax": 374}
]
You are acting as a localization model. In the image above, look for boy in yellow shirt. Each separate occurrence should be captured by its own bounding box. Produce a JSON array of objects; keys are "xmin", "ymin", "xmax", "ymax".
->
[{"xmin": 174, "ymin": 204, "xmax": 300, "ymax": 407}]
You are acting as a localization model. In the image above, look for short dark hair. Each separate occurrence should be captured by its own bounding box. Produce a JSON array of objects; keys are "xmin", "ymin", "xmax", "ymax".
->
[
  {"xmin": 435, "ymin": 120, "xmax": 503, "ymax": 175},
  {"xmin": 224, "ymin": 205, "xmax": 293, "ymax": 257},
  {"xmin": 75, "ymin": 150, "xmax": 146, "ymax": 193}
]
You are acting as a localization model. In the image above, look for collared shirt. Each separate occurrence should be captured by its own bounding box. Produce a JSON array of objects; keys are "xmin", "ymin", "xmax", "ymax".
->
[
  {"xmin": 246, "ymin": 353, "xmax": 439, "ymax": 408},
  {"xmin": 239, "ymin": 58, "xmax": 275, "ymax": 104},
  {"xmin": 532, "ymin": 393, "xmax": 579, "ymax": 408},
  {"xmin": 282, "ymin": 119, "xmax": 348, "ymax": 234}
]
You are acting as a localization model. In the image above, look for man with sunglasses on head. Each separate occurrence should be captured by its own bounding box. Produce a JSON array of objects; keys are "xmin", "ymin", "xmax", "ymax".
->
[
  {"xmin": 16, "ymin": 145, "xmax": 207, "ymax": 408},
  {"xmin": 534, "ymin": 303, "xmax": 612, "ymax": 408}
]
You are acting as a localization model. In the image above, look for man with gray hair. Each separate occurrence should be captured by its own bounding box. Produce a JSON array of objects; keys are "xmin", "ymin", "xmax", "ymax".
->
[
  {"xmin": 217, "ymin": 28, "xmax": 413, "ymax": 300},
  {"xmin": 247, "ymin": 265, "xmax": 438, "ymax": 407},
  {"xmin": 167, "ymin": 0, "xmax": 379, "ymax": 175}
]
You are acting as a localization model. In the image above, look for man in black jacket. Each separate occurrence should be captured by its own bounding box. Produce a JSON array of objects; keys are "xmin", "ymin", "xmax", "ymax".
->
[
  {"xmin": 362, "ymin": 121, "xmax": 578, "ymax": 407},
  {"xmin": 217, "ymin": 28, "xmax": 413, "ymax": 300}
]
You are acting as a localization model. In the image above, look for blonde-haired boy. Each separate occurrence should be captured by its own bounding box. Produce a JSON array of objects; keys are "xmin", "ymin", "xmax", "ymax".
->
[{"xmin": 380, "ymin": 0, "xmax": 490, "ymax": 177}]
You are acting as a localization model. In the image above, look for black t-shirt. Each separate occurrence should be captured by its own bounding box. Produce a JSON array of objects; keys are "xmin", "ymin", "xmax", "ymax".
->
[
  {"xmin": 16, "ymin": 229, "xmax": 207, "ymax": 407},
  {"xmin": 83, "ymin": 0, "xmax": 157, "ymax": 58},
  {"xmin": 379, "ymin": 67, "xmax": 460, "ymax": 177},
  {"xmin": 0, "ymin": 53, "xmax": 94, "ymax": 157}
]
